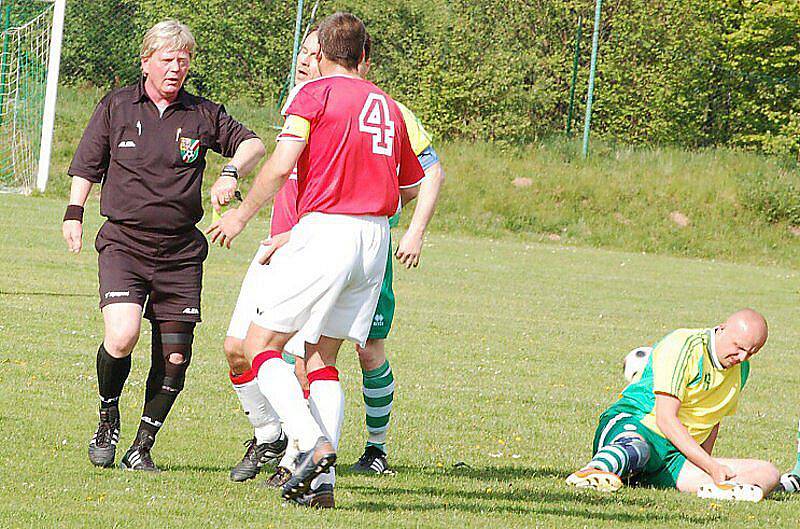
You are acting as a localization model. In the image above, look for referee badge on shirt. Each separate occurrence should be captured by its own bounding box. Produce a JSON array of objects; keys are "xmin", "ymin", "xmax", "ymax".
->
[{"xmin": 179, "ymin": 137, "xmax": 200, "ymax": 163}]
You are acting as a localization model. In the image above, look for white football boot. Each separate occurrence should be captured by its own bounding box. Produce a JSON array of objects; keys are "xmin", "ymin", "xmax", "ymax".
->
[
  {"xmin": 697, "ymin": 481, "xmax": 764, "ymax": 502},
  {"xmin": 566, "ymin": 467, "xmax": 623, "ymax": 492}
]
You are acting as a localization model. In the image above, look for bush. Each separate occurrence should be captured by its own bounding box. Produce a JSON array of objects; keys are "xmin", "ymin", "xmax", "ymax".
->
[
  {"xmin": 48, "ymin": 85, "xmax": 800, "ymax": 266},
  {"xmin": 740, "ymin": 168, "xmax": 800, "ymax": 226},
  {"xmin": 56, "ymin": 1, "xmax": 800, "ymax": 151}
]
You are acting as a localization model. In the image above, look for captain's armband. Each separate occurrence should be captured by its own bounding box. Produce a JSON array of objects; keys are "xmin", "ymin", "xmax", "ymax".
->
[{"xmin": 277, "ymin": 115, "xmax": 310, "ymax": 143}]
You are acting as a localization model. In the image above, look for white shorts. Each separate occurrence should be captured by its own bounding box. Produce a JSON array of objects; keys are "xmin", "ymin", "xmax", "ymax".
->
[
  {"xmin": 251, "ymin": 212, "xmax": 389, "ymax": 347},
  {"xmin": 226, "ymin": 244, "xmax": 306, "ymax": 356}
]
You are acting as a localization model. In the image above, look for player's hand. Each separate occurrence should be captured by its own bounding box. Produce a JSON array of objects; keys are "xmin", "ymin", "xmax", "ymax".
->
[
  {"xmin": 205, "ymin": 209, "xmax": 246, "ymax": 248},
  {"xmin": 62, "ymin": 220, "xmax": 83, "ymax": 253},
  {"xmin": 395, "ymin": 228, "xmax": 424, "ymax": 269},
  {"xmin": 709, "ymin": 462, "xmax": 736, "ymax": 484},
  {"xmin": 258, "ymin": 231, "xmax": 291, "ymax": 265},
  {"xmin": 210, "ymin": 174, "xmax": 238, "ymax": 212}
]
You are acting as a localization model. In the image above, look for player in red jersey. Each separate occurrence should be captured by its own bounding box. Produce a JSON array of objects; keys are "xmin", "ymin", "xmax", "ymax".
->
[
  {"xmin": 207, "ymin": 12, "xmax": 424, "ymax": 505},
  {"xmin": 222, "ymin": 30, "xmax": 320, "ymax": 487}
]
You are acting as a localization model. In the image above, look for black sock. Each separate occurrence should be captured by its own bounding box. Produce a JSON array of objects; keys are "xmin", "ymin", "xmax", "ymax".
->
[
  {"xmin": 144, "ymin": 326, "xmax": 166, "ymax": 404},
  {"xmin": 96, "ymin": 343, "xmax": 131, "ymax": 410},
  {"xmin": 138, "ymin": 322, "xmax": 191, "ymax": 440},
  {"xmin": 139, "ymin": 383, "xmax": 179, "ymax": 438}
]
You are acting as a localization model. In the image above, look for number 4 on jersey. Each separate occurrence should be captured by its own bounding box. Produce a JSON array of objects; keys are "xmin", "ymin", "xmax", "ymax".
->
[{"xmin": 359, "ymin": 93, "xmax": 396, "ymax": 156}]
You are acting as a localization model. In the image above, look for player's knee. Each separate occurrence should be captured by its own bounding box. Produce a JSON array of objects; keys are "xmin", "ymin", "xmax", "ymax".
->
[
  {"xmin": 168, "ymin": 352, "xmax": 186, "ymax": 365},
  {"xmin": 157, "ymin": 322, "xmax": 194, "ymax": 391},
  {"xmin": 163, "ymin": 350, "xmax": 191, "ymax": 393},
  {"xmin": 611, "ymin": 434, "xmax": 651, "ymax": 474},
  {"xmin": 223, "ymin": 337, "xmax": 249, "ymax": 373},
  {"xmin": 104, "ymin": 327, "xmax": 139, "ymax": 356},
  {"xmin": 356, "ymin": 339, "xmax": 385, "ymax": 370},
  {"xmin": 164, "ymin": 342, "xmax": 192, "ymax": 367},
  {"xmin": 757, "ymin": 460, "xmax": 781, "ymax": 486}
]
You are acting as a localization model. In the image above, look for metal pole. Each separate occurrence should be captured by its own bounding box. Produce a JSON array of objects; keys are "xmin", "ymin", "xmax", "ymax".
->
[
  {"xmin": 582, "ymin": 0, "xmax": 602, "ymax": 158},
  {"xmin": 301, "ymin": 0, "xmax": 321, "ymax": 44},
  {"xmin": 566, "ymin": 15, "xmax": 582, "ymax": 135},
  {"xmin": 288, "ymin": 0, "xmax": 305, "ymax": 92},
  {"xmin": 36, "ymin": 0, "xmax": 66, "ymax": 193},
  {"xmin": 273, "ymin": 0, "xmax": 316, "ymax": 128}
]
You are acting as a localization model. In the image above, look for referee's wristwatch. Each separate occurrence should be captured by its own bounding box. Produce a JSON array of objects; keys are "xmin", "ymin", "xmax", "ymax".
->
[{"xmin": 221, "ymin": 164, "xmax": 239, "ymax": 180}]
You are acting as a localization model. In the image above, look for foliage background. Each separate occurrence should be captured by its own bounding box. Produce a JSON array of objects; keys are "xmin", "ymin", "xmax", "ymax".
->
[
  {"xmin": 52, "ymin": 0, "xmax": 800, "ymax": 154},
  {"xmin": 31, "ymin": 1, "xmax": 800, "ymax": 259}
]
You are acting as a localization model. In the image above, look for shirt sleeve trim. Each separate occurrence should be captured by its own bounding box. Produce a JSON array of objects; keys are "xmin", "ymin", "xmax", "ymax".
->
[
  {"xmin": 399, "ymin": 173, "xmax": 429, "ymax": 189},
  {"xmin": 67, "ymin": 171, "xmax": 103, "ymax": 184}
]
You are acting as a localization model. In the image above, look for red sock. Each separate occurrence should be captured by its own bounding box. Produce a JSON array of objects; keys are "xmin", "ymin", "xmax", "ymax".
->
[
  {"xmin": 229, "ymin": 368, "xmax": 255, "ymax": 385},
  {"xmin": 251, "ymin": 350, "xmax": 283, "ymax": 376}
]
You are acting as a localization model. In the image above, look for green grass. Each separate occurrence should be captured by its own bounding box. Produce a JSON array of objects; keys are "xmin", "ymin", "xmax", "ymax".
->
[
  {"xmin": 1, "ymin": 194, "xmax": 799, "ymax": 528},
  {"xmin": 44, "ymin": 86, "xmax": 800, "ymax": 269}
]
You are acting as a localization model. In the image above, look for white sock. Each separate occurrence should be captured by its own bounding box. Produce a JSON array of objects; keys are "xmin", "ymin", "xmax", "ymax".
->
[
  {"xmin": 254, "ymin": 353, "xmax": 322, "ymax": 452},
  {"xmin": 230, "ymin": 375, "xmax": 282, "ymax": 444},
  {"xmin": 279, "ymin": 437, "xmax": 300, "ymax": 471},
  {"xmin": 308, "ymin": 367, "xmax": 344, "ymax": 488},
  {"xmin": 308, "ymin": 378, "xmax": 344, "ymax": 448}
]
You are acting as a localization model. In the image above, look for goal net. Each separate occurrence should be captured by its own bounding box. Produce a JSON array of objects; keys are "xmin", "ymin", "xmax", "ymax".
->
[{"xmin": 0, "ymin": 1, "xmax": 55, "ymax": 193}]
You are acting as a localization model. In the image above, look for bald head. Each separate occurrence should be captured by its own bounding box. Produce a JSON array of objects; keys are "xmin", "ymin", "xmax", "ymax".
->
[{"xmin": 714, "ymin": 308, "xmax": 768, "ymax": 368}]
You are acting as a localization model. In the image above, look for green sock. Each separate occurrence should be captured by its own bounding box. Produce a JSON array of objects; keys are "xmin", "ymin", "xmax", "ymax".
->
[
  {"xmin": 281, "ymin": 352, "xmax": 296, "ymax": 365},
  {"xmin": 362, "ymin": 360, "xmax": 394, "ymax": 454},
  {"xmin": 589, "ymin": 445, "xmax": 630, "ymax": 477}
]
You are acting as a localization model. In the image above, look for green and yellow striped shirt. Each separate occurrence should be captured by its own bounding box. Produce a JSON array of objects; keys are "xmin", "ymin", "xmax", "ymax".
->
[{"xmin": 611, "ymin": 328, "xmax": 749, "ymax": 445}]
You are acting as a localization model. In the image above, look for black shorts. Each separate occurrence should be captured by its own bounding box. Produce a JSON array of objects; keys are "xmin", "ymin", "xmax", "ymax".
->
[{"xmin": 95, "ymin": 221, "xmax": 208, "ymax": 322}]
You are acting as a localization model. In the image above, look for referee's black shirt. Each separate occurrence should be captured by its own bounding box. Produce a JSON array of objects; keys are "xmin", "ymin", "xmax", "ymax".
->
[{"xmin": 69, "ymin": 77, "xmax": 257, "ymax": 232}]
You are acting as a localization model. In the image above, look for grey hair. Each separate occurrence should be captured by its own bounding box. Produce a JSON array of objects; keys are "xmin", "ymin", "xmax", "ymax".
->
[{"xmin": 140, "ymin": 19, "xmax": 196, "ymax": 59}]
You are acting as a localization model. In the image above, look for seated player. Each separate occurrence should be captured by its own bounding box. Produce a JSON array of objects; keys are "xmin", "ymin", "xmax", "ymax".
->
[{"xmin": 567, "ymin": 309, "xmax": 780, "ymax": 502}]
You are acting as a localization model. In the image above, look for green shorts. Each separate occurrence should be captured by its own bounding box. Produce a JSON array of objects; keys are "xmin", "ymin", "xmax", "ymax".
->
[
  {"xmin": 592, "ymin": 408, "xmax": 687, "ymax": 489},
  {"xmin": 368, "ymin": 237, "xmax": 395, "ymax": 340}
]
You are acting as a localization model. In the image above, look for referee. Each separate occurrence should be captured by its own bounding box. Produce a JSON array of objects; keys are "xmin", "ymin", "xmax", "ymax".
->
[{"xmin": 62, "ymin": 20, "xmax": 265, "ymax": 471}]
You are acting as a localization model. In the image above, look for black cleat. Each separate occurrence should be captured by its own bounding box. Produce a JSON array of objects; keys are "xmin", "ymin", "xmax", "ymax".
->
[
  {"xmin": 351, "ymin": 445, "xmax": 392, "ymax": 474},
  {"xmin": 262, "ymin": 466, "xmax": 293, "ymax": 488},
  {"xmin": 281, "ymin": 437, "xmax": 336, "ymax": 501},
  {"xmin": 88, "ymin": 407, "xmax": 120, "ymax": 468},
  {"xmin": 230, "ymin": 433, "xmax": 288, "ymax": 482},
  {"xmin": 289, "ymin": 482, "xmax": 335, "ymax": 509},
  {"xmin": 120, "ymin": 430, "xmax": 160, "ymax": 472}
]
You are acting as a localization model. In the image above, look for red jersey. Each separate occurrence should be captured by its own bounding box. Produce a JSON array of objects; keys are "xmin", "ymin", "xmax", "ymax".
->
[
  {"xmin": 269, "ymin": 170, "xmax": 299, "ymax": 237},
  {"xmin": 277, "ymin": 75, "xmax": 424, "ymax": 217}
]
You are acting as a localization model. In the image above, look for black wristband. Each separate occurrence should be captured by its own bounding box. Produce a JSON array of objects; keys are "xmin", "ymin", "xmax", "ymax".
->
[
  {"xmin": 221, "ymin": 164, "xmax": 239, "ymax": 180},
  {"xmin": 63, "ymin": 204, "xmax": 84, "ymax": 222}
]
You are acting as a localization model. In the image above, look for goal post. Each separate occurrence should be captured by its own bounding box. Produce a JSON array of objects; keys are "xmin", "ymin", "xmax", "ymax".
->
[
  {"xmin": 36, "ymin": 0, "xmax": 64, "ymax": 192},
  {"xmin": 0, "ymin": 0, "xmax": 62, "ymax": 194}
]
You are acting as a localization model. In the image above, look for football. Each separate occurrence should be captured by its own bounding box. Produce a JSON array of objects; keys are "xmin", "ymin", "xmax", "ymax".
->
[{"xmin": 623, "ymin": 347, "xmax": 652, "ymax": 382}]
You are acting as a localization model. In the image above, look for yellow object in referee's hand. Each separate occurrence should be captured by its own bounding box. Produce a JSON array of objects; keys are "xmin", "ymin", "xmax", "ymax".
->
[{"xmin": 210, "ymin": 190, "xmax": 242, "ymax": 224}]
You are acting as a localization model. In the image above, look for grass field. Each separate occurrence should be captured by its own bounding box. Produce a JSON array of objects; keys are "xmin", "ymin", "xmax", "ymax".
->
[{"xmin": 1, "ymin": 194, "xmax": 799, "ymax": 528}]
